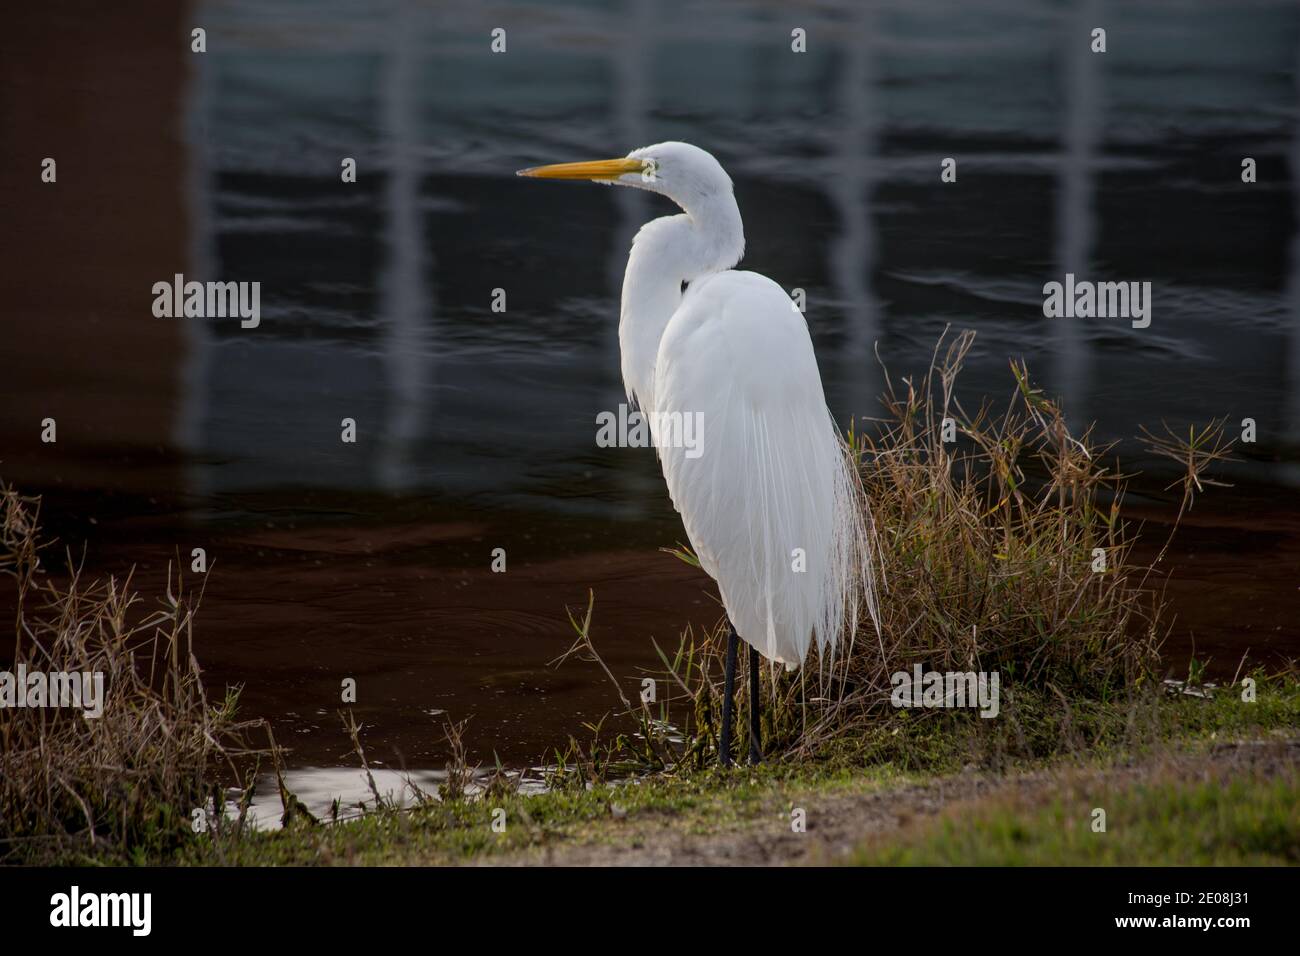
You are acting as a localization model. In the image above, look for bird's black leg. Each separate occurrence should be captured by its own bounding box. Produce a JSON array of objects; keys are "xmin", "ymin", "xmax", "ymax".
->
[
  {"xmin": 720, "ymin": 624, "xmax": 738, "ymax": 768},
  {"xmin": 748, "ymin": 643, "xmax": 762, "ymax": 765}
]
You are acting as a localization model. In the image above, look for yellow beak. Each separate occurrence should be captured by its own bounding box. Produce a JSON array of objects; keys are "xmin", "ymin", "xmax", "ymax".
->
[{"xmin": 516, "ymin": 157, "xmax": 645, "ymax": 181}]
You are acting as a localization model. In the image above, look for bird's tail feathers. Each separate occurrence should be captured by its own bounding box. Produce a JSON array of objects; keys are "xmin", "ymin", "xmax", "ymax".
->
[{"xmin": 817, "ymin": 419, "xmax": 884, "ymax": 677}]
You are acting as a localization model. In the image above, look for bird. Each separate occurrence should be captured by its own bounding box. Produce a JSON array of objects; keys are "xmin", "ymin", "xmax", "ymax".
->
[{"xmin": 518, "ymin": 142, "xmax": 878, "ymax": 766}]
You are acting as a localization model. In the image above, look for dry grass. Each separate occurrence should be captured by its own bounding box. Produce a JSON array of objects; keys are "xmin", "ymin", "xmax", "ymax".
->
[
  {"xmin": 0, "ymin": 484, "xmax": 269, "ymax": 863},
  {"xmin": 556, "ymin": 330, "xmax": 1238, "ymax": 776}
]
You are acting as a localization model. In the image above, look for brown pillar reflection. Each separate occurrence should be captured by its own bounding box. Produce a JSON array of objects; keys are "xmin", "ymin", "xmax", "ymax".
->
[{"xmin": 0, "ymin": 4, "xmax": 190, "ymax": 497}]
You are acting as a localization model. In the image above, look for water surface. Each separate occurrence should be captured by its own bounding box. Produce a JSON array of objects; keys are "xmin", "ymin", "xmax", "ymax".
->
[{"xmin": 3, "ymin": 1, "xmax": 1298, "ymax": 809}]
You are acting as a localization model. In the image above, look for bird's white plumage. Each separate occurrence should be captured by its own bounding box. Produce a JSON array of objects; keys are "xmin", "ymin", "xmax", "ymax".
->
[
  {"xmin": 522, "ymin": 141, "xmax": 879, "ymax": 669},
  {"xmin": 654, "ymin": 270, "xmax": 869, "ymax": 664}
]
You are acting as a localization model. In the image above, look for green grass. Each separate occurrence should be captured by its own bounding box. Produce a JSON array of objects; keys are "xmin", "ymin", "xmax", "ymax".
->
[
  {"xmin": 15, "ymin": 668, "xmax": 1297, "ymax": 866},
  {"xmin": 807, "ymin": 670, "xmax": 1300, "ymax": 776},
  {"xmin": 147, "ymin": 682, "xmax": 1299, "ymax": 867},
  {"xmin": 167, "ymin": 763, "xmax": 911, "ymax": 866},
  {"xmin": 849, "ymin": 764, "xmax": 1300, "ymax": 866}
]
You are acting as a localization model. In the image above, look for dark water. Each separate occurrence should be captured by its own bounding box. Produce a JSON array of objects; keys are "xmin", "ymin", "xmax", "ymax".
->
[{"xmin": 3, "ymin": 1, "xmax": 1299, "ymax": 812}]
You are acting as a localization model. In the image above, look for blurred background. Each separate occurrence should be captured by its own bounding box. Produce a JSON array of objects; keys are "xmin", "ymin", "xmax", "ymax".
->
[{"xmin": 2, "ymin": 0, "xmax": 1298, "ymax": 790}]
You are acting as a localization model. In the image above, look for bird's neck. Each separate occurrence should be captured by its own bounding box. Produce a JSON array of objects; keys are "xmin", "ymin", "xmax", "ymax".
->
[{"xmin": 618, "ymin": 195, "xmax": 744, "ymax": 411}]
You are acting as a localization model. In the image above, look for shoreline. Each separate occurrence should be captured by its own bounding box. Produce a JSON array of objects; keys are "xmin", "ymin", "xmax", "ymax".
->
[{"xmin": 1, "ymin": 470, "xmax": 1296, "ymax": 775}]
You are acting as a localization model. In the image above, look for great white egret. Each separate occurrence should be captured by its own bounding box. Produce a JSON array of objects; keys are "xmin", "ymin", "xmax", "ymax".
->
[{"xmin": 519, "ymin": 142, "xmax": 878, "ymax": 766}]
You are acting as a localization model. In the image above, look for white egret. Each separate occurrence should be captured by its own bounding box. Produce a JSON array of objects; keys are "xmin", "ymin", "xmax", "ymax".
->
[{"xmin": 519, "ymin": 142, "xmax": 878, "ymax": 765}]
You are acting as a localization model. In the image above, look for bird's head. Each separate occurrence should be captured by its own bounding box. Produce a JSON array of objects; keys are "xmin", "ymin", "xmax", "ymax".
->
[{"xmin": 517, "ymin": 141, "xmax": 733, "ymax": 213}]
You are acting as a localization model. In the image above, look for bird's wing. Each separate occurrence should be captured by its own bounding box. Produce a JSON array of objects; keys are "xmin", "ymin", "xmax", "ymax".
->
[{"xmin": 651, "ymin": 270, "xmax": 875, "ymax": 666}]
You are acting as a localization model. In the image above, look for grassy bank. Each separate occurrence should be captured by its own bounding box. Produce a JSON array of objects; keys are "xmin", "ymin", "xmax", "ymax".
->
[
  {"xmin": 850, "ymin": 741, "xmax": 1300, "ymax": 866},
  {"xmin": 130, "ymin": 680, "xmax": 1300, "ymax": 865},
  {"xmin": 3, "ymin": 336, "xmax": 1295, "ymax": 866}
]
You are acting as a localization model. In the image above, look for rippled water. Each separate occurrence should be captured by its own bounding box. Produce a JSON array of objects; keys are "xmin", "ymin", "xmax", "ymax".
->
[
  {"xmin": 179, "ymin": 0, "xmax": 1300, "ymax": 500},
  {"xmin": 3, "ymin": 0, "xmax": 1299, "ymax": 813}
]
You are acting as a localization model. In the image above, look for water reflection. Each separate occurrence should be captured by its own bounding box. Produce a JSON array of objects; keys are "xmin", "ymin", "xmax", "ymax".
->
[
  {"xmin": 239, "ymin": 766, "xmax": 550, "ymax": 831},
  {"xmin": 3, "ymin": 0, "xmax": 1298, "ymax": 770},
  {"xmin": 177, "ymin": 0, "xmax": 1300, "ymax": 507},
  {"xmin": 377, "ymin": 0, "xmax": 436, "ymax": 491},
  {"xmin": 1055, "ymin": 0, "xmax": 1100, "ymax": 427},
  {"xmin": 827, "ymin": 1, "xmax": 881, "ymax": 419},
  {"xmin": 1289, "ymin": 27, "xmax": 1300, "ymax": 485}
]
